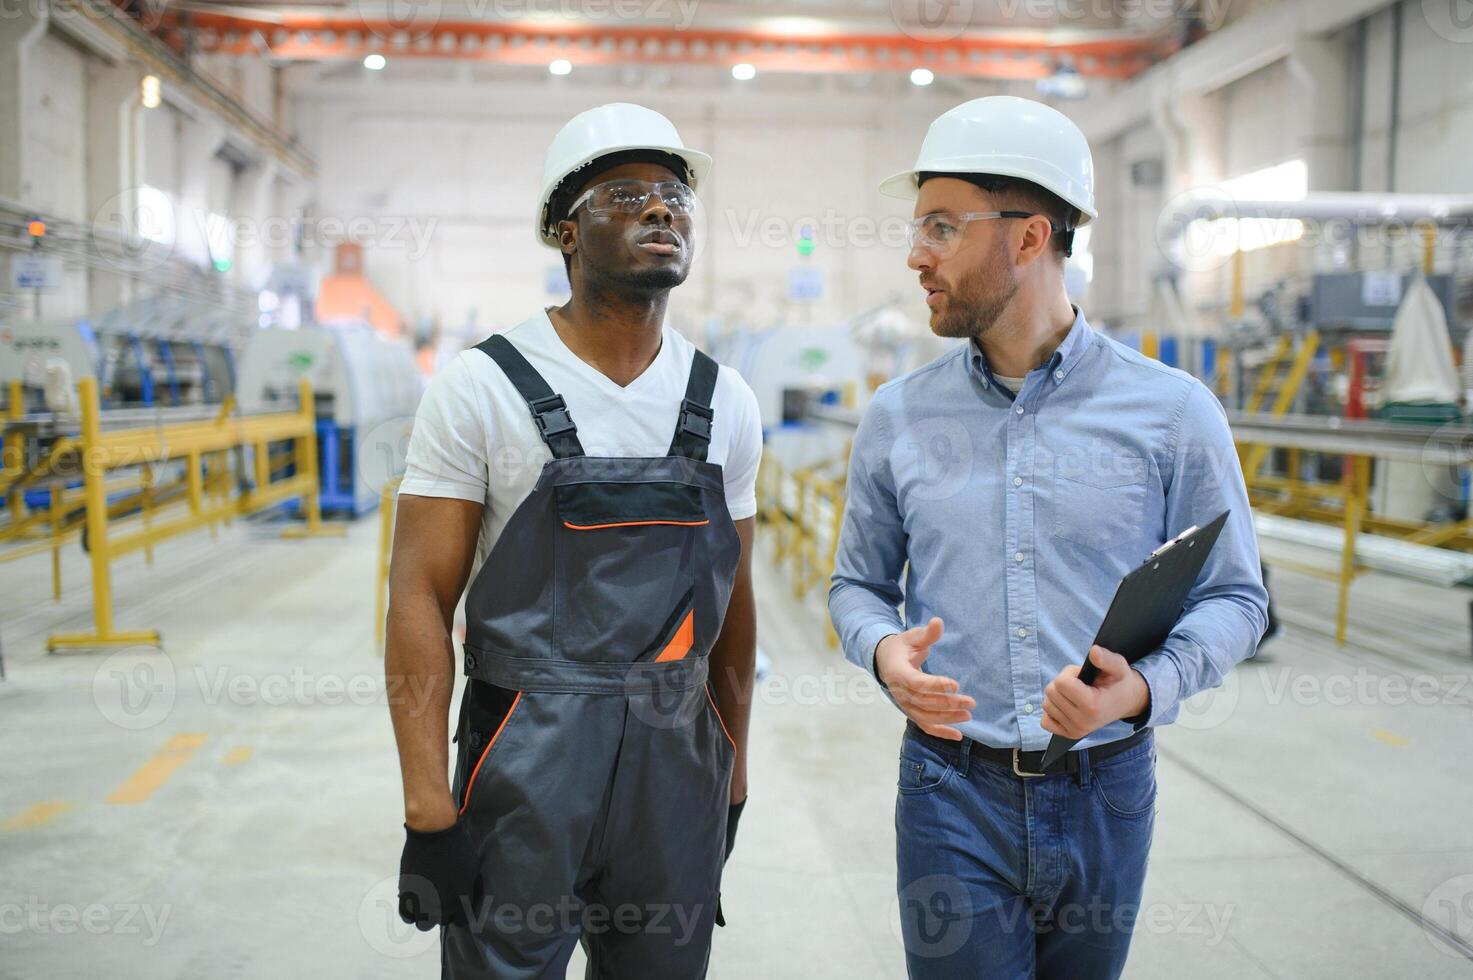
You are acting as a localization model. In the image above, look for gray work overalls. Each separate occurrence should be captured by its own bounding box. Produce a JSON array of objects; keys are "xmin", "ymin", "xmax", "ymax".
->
[{"xmin": 443, "ymin": 334, "xmax": 741, "ymax": 979}]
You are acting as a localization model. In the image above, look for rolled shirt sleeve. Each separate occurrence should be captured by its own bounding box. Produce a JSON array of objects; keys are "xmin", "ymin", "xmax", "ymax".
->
[
  {"xmin": 828, "ymin": 392, "xmax": 908, "ymax": 679},
  {"xmin": 1130, "ymin": 382, "xmax": 1270, "ymax": 729},
  {"xmin": 720, "ymin": 376, "xmax": 763, "ymax": 522}
]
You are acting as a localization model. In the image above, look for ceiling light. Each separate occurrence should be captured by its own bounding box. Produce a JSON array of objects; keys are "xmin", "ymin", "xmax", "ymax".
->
[
  {"xmin": 363, "ymin": 53, "xmax": 386, "ymax": 71},
  {"xmin": 731, "ymin": 62, "xmax": 756, "ymax": 81},
  {"xmin": 140, "ymin": 75, "xmax": 161, "ymax": 108},
  {"xmin": 549, "ymin": 59, "xmax": 572, "ymax": 76},
  {"xmin": 909, "ymin": 68, "xmax": 934, "ymax": 86}
]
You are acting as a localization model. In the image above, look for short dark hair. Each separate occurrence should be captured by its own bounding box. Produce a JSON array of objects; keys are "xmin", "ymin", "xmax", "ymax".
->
[
  {"xmin": 549, "ymin": 149, "xmax": 692, "ymax": 274},
  {"xmin": 917, "ymin": 171, "xmax": 1078, "ymax": 257}
]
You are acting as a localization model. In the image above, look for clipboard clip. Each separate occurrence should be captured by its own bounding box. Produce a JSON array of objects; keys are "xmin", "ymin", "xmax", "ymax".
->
[{"xmin": 1147, "ymin": 523, "xmax": 1200, "ymax": 561}]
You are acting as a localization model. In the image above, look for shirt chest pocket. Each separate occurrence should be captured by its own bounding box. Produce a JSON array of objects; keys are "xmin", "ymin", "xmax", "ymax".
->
[{"xmin": 1052, "ymin": 453, "xmax": 1150, "ymax": 553}]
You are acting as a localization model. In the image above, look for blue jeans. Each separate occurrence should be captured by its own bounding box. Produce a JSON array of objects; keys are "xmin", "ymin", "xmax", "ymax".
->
[{"xmin": 894, "ymin": 729, "xmax": 1156, "ymax": 980}]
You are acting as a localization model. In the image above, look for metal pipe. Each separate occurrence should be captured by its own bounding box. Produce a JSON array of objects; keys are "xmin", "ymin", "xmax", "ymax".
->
[
  {"xmin": 1350, "ymin": 16, "xmax": 1367, "ymax": 193},
  {"xmin": 1228, "ymin": 411, "xmax": 1473, "ymax": 464},
  {"xmin": 1388, "ymin": 0, "xmax": 1403, "ymax": 193}
]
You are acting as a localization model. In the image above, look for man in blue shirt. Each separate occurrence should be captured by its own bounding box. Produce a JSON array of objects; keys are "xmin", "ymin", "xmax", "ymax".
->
[{"xmin": 829, "ymin": 97, "xmax": 1268, "ymax": 979}]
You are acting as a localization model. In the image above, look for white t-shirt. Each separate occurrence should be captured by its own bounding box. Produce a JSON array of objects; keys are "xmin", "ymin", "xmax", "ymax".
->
[{"xmin": 399, "ymin": 309, "xmax": 763, "ymax": 576}]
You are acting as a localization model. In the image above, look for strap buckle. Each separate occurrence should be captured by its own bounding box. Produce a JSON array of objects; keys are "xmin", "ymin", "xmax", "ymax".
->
[
  {"xmin": 1012, "ymin": 748, "xmax": 1047, "ymax": 778},
  {"xmin": 677, "ymin": 400, "xmax": 713, "ymax": 441},
  {"xmin": 531, "ymin": 395, "xmax": 577, "ymax": 439}
]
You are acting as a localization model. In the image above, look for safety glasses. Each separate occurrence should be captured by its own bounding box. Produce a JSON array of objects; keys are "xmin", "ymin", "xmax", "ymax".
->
[
  {"xmin": 906, "ymin": 210, "xmax": 1048, "ymax": 254},
  {"xmin": 568, "ymin": 179, "xmax": 696, "ymax": 219}
]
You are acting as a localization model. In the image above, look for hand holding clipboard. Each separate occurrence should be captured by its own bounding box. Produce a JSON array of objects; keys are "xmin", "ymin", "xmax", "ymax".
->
[{"xmin": 1039, "ymin": 510, "xmax": 1231, "ymax": 768}]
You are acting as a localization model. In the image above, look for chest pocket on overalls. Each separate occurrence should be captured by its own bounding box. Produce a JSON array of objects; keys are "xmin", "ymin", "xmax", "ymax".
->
[
  {"xmin": 475, "ymin": 332, "xmax": 726, "ymax": 665},
  {"xmin": 553, "ymin": 480, "xmax": 708, "ymax": 659}
]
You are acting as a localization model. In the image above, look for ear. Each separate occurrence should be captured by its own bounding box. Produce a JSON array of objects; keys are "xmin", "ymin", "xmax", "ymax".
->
[
  {"xmin": 557, "ymin": 219, "xmax": 577, "ymax": 259},
  {"xmin": 1014, "ymin": 214, "xmax": 1055, "ymax": 267}
]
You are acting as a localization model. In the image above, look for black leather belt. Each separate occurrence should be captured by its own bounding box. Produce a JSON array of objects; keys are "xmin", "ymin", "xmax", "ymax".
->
[{"xmin": 905, "ymin": 722, "xmax": 1150, "ymax": 778}]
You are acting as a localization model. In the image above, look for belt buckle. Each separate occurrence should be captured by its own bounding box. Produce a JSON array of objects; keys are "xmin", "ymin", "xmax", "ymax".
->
[{"xmin": 1012, "ymin": 748, "xmax": 1046, "ymax": 778}]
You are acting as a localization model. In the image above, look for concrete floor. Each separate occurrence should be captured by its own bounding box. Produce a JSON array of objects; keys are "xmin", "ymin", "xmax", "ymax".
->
[{"xmin": 2, "ymin": 513, "xmax": 1473, "ymax": 979}]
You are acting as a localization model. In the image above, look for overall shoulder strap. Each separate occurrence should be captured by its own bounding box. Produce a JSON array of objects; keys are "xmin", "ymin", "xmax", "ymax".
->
[
  {"xmin": 474, "ymin": 334, "xmax": 585, "ymax": 459},
  {"xmin": 668, "ymin": 348, "xmax": 719, "ymax": 461}
]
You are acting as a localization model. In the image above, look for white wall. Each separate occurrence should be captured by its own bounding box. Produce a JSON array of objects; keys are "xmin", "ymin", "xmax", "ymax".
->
[
  {"xmin": 17, "ymin": 32, "xmax": 88, "ymax": 318},
  {"xmin": 22, "ymin": 33, "xmax": 86, "ymax": 222},
  {"xmin": 293, "ymin": 75, "xmax": 967, "ymax": 342},
  {"xmin": 1, "ymin": 15, "xmax": 307, "ymax": 326}
]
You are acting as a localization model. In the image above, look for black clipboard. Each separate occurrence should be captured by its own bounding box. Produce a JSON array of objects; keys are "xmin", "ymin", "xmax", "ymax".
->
[{"xmin": 1039, "ymin": 509, "xmax": 1230, "ymax": 768}]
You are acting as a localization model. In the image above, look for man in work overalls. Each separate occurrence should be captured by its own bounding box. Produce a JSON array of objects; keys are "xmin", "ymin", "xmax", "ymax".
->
[{"xmin": 386, "ymin": 103, "xmax": 762, "ymax": 979}]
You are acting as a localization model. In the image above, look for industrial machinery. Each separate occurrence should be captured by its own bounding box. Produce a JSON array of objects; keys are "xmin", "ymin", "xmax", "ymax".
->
[
  {"xmin": 715, "ymin": 304, "xmax": 941, "ymax": 431},
  {"xmin": 236, "ymin": 324, "xmax": 420, "ymax": 516},
  {"xmin": 0, "ymin": 294, "xmax": 245, "ymax": 414}
]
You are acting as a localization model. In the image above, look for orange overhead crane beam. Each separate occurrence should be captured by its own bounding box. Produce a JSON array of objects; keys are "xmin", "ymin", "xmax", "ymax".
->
[{"xmin": 138, "ymin": 9, "xmax": 1176, "ymax": 80}]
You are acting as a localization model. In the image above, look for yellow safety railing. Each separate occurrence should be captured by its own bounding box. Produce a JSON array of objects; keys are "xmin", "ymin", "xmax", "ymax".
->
[
  {"xmin": 2, "ymin": 380, "xmax": 28, "ymax": 528},
  {"xmin": 42, "ymin": 376, "xmax": 342, "ymax": 653},
  {"xmin": 375, "ymin": 477, "xmax": 402, "ymax": 652},
  {"xmin": 757, "ymin": 445, "xmax": 851, "ymax": 649},
  {"xmin": 1246, "ymin": 452, "xmax": 1372, "ymax": 647}
]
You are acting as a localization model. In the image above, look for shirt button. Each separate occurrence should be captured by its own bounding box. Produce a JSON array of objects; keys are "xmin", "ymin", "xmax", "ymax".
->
[
  {"xmin": 1054, "ymin": 369, "xmax": 1064, "ymax": 381},
  {"xmin": 1013, "ymin": 476, "xmax": 1023, "ymax": 487},
  {"xmin": 1022, "ymin": 703, "xmax": 1034, "ymax": 714},
  {"xmin": 1015, "ymin": 405, "xmax": 1024, "ymax": 415},
  {"xmin": 1014, "ymin": 551, "xmax": 1025, "ymax": 562},
  {"xmin": 1016, "ymin": 627, "xmax": 1028, "ymax": 638}
]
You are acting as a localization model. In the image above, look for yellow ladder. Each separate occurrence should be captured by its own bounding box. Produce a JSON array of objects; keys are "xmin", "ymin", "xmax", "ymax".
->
[{"xmin": 1240, "ymin": 329, "xmax": 1319, "ymax": 486}]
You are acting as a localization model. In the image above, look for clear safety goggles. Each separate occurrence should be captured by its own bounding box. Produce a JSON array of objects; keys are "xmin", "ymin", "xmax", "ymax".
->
[
  {"xmin": 906, "ymin": 210, "xmax": 1052, "ymax": 254},
  {"xmin": 568, "ymin": 179, "xmax": 696, "ymax": 218}
]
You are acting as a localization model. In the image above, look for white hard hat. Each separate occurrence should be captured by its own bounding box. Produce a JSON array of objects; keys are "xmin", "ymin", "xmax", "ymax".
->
[
  {"xmin": 536, "ymin": 103, "xmax": 712, "ymax": 248},
  {"xmin": 880, "ymin": 96, "xmax": 1096, "ymax": 225}
]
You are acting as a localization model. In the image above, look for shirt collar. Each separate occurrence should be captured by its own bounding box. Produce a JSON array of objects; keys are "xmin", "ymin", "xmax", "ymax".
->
[{"xmin": 966, "ymin": 306, "xmax": 1094, "ymax": 391}]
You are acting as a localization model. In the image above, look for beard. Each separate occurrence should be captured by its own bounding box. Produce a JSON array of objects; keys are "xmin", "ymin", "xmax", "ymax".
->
[{"xmin": 931, "ymin": 239, "xmax": 1018, "ymax": 340}]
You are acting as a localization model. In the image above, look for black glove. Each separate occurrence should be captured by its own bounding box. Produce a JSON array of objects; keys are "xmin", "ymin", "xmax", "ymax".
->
[
  {"xmin": 398, "ymin": 821, "xmax": 482, "ymax": 931},
  {"xmin": 715, "ymin": 798, "xmax": 747, "ymax": 928},
  {"xmin": 724, "ymin": 798, "xmax": 746, "ymax": 862}
]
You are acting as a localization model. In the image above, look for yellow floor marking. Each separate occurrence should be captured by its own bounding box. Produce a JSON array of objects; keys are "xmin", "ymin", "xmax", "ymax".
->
[
  {"xmin": 3, "ymin": 801, "xmax": 73, "ymax": 831},
  {"xmin": 105, "ymin": 733, "xmax": 209, "ymax": 805},
  {"xmin": 223, "ymin": 746, "xmax": 252, "ymax": 766},
  {"xmin": 1373, "ymin": 729, "xmax": 1409, "ymax": 748}
]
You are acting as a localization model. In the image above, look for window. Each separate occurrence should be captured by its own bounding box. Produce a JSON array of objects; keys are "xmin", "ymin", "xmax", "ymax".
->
[{"xmin": 1184, "ymin": 159, "xmax": 1308, "ymax": 257}]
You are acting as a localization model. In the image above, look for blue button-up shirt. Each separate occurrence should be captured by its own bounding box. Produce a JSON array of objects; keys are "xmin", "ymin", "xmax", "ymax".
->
[{"xmin": 828, "ymin": 308, "xmax": 1268, "ymax": 750}]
